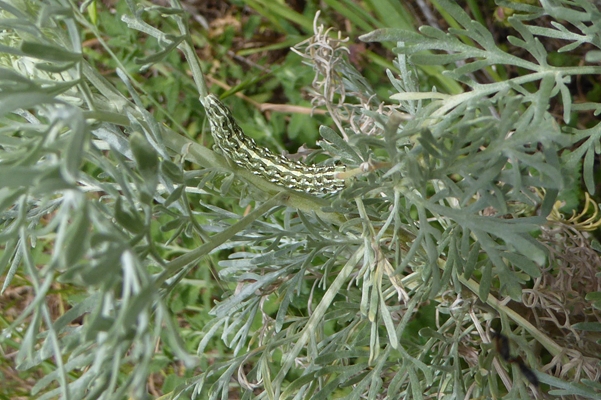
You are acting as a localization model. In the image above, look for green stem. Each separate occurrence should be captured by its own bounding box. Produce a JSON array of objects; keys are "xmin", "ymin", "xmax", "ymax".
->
[
  {"xmin": 459, "ymin": 275, "xmax": 564, "ymax": 358},
  {"xmin": 171, "ymin": 0, "xmax": 209, "ymax": 99},
  {"xmin": 154, "ymin": 191, "xmax": 287, "ymax": 288}
]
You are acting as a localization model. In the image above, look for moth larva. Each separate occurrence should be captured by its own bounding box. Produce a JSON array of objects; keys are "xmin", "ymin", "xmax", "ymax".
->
[{"xmin": 203, "ymin": 94, "xmax": 345, "ymax": 195}]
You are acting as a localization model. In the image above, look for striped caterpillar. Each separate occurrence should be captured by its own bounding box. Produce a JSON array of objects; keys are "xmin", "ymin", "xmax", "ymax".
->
[{"xmin": 203, "ymin": 94, "xmax": 345, "ymax": 195}]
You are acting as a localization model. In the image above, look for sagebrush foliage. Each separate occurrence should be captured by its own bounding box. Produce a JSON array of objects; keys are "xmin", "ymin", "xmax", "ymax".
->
[{"xmin": 1, "ymin": 0, "xmax": 601, "ymax": 399}]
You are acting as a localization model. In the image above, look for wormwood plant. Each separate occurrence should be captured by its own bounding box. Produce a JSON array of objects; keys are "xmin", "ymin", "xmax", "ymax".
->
[{"xmin": 1, "ymin": 0, "xmax": 601, "ymax": 399}]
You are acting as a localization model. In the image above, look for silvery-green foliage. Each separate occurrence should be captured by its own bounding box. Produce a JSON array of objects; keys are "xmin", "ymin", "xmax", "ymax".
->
[{"xmin": 1, "ymin": 0, "xmax": 601, "ymax": 399}]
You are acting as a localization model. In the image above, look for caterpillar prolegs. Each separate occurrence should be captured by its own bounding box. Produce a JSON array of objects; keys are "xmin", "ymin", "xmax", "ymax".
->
[{"xmin": 203, "ymin": 94, "xmax": 345, "ymax": 195}]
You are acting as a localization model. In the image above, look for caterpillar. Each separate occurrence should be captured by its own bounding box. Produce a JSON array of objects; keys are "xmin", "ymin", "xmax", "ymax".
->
[{"xmin": 203, "ymin": 94, "xmax": 345, "ymax": 195}]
